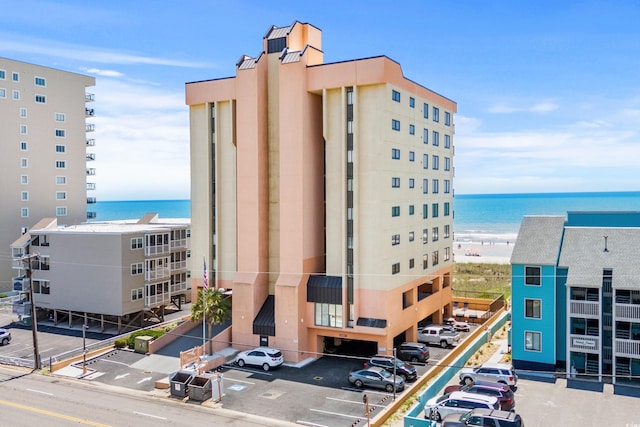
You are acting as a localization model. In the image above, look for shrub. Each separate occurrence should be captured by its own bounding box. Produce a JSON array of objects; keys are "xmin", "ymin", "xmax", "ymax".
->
[
  {"xmin": 114, "ymin": 338, "xmax": 128, "ymax": 349},
  {"xmin": 126, "ymin": 329, "xmax": 165, "ymax": 349}
]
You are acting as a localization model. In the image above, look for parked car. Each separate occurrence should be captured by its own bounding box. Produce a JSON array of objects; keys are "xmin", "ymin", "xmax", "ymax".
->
[
  {"xmin": 348, "ymin": 366, "xmax": 405, "ymax": 392},
  {"xmin": 0, "ymin": 328, "xmax": 11, "ymax": 346},
  {"xmin": 418, "ymin": 325, "xmax": 460, "ymax": 348},
  {"xmin": 364, "ymin": 355, "xmax": 417, "ymax": 381},
  {"xmin": 452, "ymin": 320, "xmax": 470, "ymax": 332},
  {"xmin": 459, "ymin": 363, "xmax": 518, "ymax": 388},
  {"xmin": 443, "ymin": 380, "xmax": 515, "ymax": 410},
  {"xmin": 424, "ymin": 391, "xmax": 499, "ymax": 421},
  {"xmin": 234, "ymin": 347, "xmax": 284, "ymax": 371},
  {"xmin": 442, "ymin": 408, "xmax": 524, "ymax": 427},
  {"xmin": 396, "ymin": 342, "xmax": 430, "ymax": 363}
]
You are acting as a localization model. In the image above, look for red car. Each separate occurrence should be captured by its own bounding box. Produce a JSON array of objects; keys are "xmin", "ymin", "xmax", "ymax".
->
[{"xmin": 443, "ymin": 381, "xmax": 515, "ymax": 411}]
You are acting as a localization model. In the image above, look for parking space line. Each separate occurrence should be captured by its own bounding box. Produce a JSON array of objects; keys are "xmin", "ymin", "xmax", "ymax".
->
[
  {"xmin": 326, "ymin": 396, "xmax": 386, "ymax": 408},
  {"xmin": 224, "ymin": 365, "xmax": 273, "ymax": 376},
  {"xmin": 309, "ymin": 408, "xmax": 362, "ymax": 420},
  {"xmin": 223, "ymin": 377, "xmax": 255, "ymax": 385},
  {"xmin": 296, "ymin": 420, "xmax": 329, "ymax": 427}
]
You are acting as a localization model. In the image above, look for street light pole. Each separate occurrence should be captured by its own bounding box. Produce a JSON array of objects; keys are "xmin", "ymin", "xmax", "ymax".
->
[
  {"xmin": 22, "ymin": 253, "xmax": 41, "ymax": 370},
  {"xmin": 82, "ymin": 315, "xmax": 88, "ymax": 375}
]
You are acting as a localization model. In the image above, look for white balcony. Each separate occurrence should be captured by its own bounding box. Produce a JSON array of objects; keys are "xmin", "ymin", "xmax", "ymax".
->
[
  {"xmin": 145, "ymin": 292, "xmax": 170, "ymax": 308},
  {"xmin": 170, "ymin": 260, "xmax": 187, "ymax": 271},
  {"xmin": 569, "ymin": 334, "xmax": 599, "ymax": 353},
  {"xmin": 570, "ymin": 300, "xmax": 599, "ymax": 318},
  {"xmin": 171, "ymin": 239, "xmax": 187, "ymax": 249},
  {"xmin": 145, "ymin": 244, "xmax": 170, "ymax": 256},
  {"xmin": 145, "ymin": 267, "xmax": 170, "ymax": 281},
  {"xmin": 615, "ymin": 339, "xmax": 640, "ymax": 358},
  {"xmin": 170, "ymin": 281, "xmax": 188, "ymax": 294},
  {"xmin": 614, "ymin": 303, "xmax": 640, "ymax": 321},
  {"xmin": 86, "ymin": 123, "xmax": 95, "ymax": 132},
  {"xmin": 85, "ymin": 93, "xmax": 95, "ymax": 102}
]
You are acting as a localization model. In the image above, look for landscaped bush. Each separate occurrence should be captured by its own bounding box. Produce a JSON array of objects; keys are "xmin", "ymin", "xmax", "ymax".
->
[
  {"xmin": 126, "ymin": 329, "xmax": 166, "ymax": 349},
  {"xmin": 114, "ymin": 338, "xmax": 128, "ymax": 349}
]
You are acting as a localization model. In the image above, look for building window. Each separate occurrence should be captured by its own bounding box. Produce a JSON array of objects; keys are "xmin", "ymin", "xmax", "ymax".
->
[
  {"xmin": 444, "ymin": 247, "xmax": 451, "ymax": 261},
  {"xmin": 422, "ymin": 228, "xmax": 428, "ymax": 244},
  {"xmin": 12, "ymin": 72, "xmax": 19, "ymax": 82},
  {"xmin": 444, "ymin": 225, "xmax": 450, "ymax": 239},
  {"xmin": 131, "ymin": 263, "xmax": 144, "ymax": 275},
  {"xmin": 131, "ymin": 237, "xmax": 143, "ymax": 250},
  {"xmin": 409, "ymin": 231, "xmax": 415, "ymax": 242},
  {"xmin": 55, "ymin": 129, "xmax": 65, "ymax": 138},
  {"xmin": 21, "ymin": 207, "xmax": 29, "ymax": 218},
  {"xmin": 55, "ymin": 145, "xmax": 65, "ymax": 153},
  {"xmin": 423, "ymin": 153, "xmax": 428, "ymax": 169},
  {"xmin": 35, "ymin": 94, "xmax": 46, "ymax": 103},
  {"xmin": 409, "ymin": 97, "xmax": 415, "ymax": 108},
  {"xmin": 423, "ymin": 128, "xmax": 428, "ymax": 144},
  {"xmin": 392, "ymin": 119, "xmax": 400, "ymax": 131},
  {"xmin": 392, "ymin": 262, "xmax": 400, "ymax": 275},
  {"xmin": 409, "ymin": 124, "xmax": 415, "ymax": 135},
  {"xmin": 433, "ymin": 131, "xmax": 439, "ymax": 146},
  {"xmin": 392, "ymin": 177, "xmax": 400, "ymax": 188},
  {"xmin": 55, "ymin": 176, "xmax": 67, "ymax": 185},
  {"xmin": 445, "ymin": 111, "xmax": 451, "ymax": 126},
  {"xmin": 423, "ymin": 103, "xmax": 429, "ymax": 119},
  {"xmin": 13, "ymin": 90, "xmax": 20, "ymax": 100},
  {"xmin": 35, "ymin": 77, "xmax": 46, "ymax": 86},
  {"xmin": 525, "ymin": 331, "xmax": 542, "ymax": 352},
  {"xmin": 131, "ymin": 288, "xmax": 143, "ymax": 301},
  {"xmin": 525, "ymin": 266, "xmax": 541, "ymax": 286},
  {"xmin": 21, "ymin": 175, "xmax": 28, "ymax": 185},
  {"xmin": 315, "ymin": 303, "xmax": 343, "ymax": 327},
  {"xmin": 445, "ymin": 134, "xmax": 451, "ymax": 148},
  {"xmin": 409, "ymin": 151, "xmax": 415, "ymax": 162},
  {"xmin": 444, "ymin": 202, "xmax": 450, "ymax": 216},
  {"xmin": 409, "ymin": 178, "xmax": 415, "ymax": 188},
  {"xmin": 55, "ymin": 113, "xmax": 65, "ymax": 122},
  {"xmin": 444, "ymin": 157, "xmax": 451, "ymax": 171},
  {"xmin": 409, "ymin": 205, "xmax": 415, "ymax": 215},
  {"xmin": 423, "ymin": 254, "xmax": 428, "ymax": 269},
  {"xmin": 423, "ymin": 179, "xmax": 428, "ymax": 194},
  {"xmin": 432, "ymin": 227, "xmax": 439, "ymax": 242},
  {"xmin": 21, "ymin": 191, "xmax": 28, "ymax": 201},
  {"xmin": 392, "ymin": 234, "xmax": 400, "ymax": 246},
  {"xmin": 21, "ymin": 141, "xmax": 27, "ymax": 151},
  {"xmin": 444, "ymin": 180, "xmax": 451, "ymax": 194},
  {"xmin": 20, "ymin": 125, "xmax": 27, "ymax": 134},
  {"xmin": 21, "ymin": 158, "xmax": 28, "ymax": 168},
  {"xmin": 392, "ymin": 90, "xmax": 401, "ymax": 102},
  {"xmin": 20, "ymin": 108, "xmax": 27, "ymax": 118},
  {"xmin": 432, "ymin": 251, "xmax": 439, "ymax": 266},
  {"xmin": 56, "ymin": 207, "xmax": 67, "ymax": 216},
  {"xmin": 432, "ymin": 155, "xmax": 439, "ymax": 170},
  {"xmin": 432, "ymin": 179, "xmax": 439, "ymax": 194},
  {"xmin": 525, "ymin": 299, "xmax": 542, "ymax": 319},
  {"xmin": 433, "ymin": 107, "xmax": 439, "ymax": 122},
  {"xmin": 392, "ymin": 206, "xmax": 400, "ymax": 217},
  {"xmin": 409, "ymin": 258, "xmax": 415, "ymax": 268},
  {"xmin": 0, "ymin": 88, "xmax": 5, "ymax": 98},
  {"xmin": 432, "ymin": 203, "xmax": 439, "ymax": 218},
  {"xmin": 55, "ymin": 160, "xmax": 66, "ymax": 169},
  {"xmin": 0, "ymin": 70, "xmax": 4, "ymax": 79},
  {"xmin": 423, "ymin": 204, "xmax": 428, "ymax": 219},
  {"xmin": 56, "ymin": 191, "xmax": 67, "ymax": 200},
  {"xmin": 392, "ymin": 148, "xmax": 400, "ymax": 159}
]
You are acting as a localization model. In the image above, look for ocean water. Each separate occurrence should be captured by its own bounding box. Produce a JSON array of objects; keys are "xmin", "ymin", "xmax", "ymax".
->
[{"xmin": 94, "ymin": 192, "xmax": 640, "ymax": 243}]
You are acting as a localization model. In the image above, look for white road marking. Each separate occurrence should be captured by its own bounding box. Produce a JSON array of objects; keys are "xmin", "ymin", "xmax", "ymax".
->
[
  {"xmin": 115, "ymin": 373, "xmax": 130, "ymax": 380},
  {"xmin": 134, "ymin": 411, "xmax": 167, "ymax": 420},
  {"xmin": 26, "ymin": 388, "xmax": 53, "ymax": 396},
  {"xmin": 326, "ymin": 396, "xmax": 386, "ymax": 408},
  {"xmin": 137, "ymin": 377, "xmax": 152, "ymax": 384},
  {"xmin": 309, "ymin": 408, "xmax": 362, "ymax": 420},
  {"xmin": 222, "ymin": 377, "xmax": 255, "ymax": 385},
  {"xmin": 99, "ymin": 359, "xmax": 130, "ymax": 367},
  {"xmin": 296, "ymin": 421, "xmax": 329, "ymax": 427}
]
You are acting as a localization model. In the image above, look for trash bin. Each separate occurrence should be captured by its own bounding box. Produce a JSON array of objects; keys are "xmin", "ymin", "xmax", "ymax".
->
[
  {"xmin": 188, "ymin": 375, "xmax": 212, "ymax": 402},
  {"xmin": 169, "ymin": 371, "xmax": 194, "ymax": 398}
]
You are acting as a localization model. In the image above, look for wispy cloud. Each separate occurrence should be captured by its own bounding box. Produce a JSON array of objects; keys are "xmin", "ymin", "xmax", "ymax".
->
[
  {"xmin": 488, "ymin": 101, "xmax": 559, "ymax": 114},
  {"xmin": 81, "ymin": 68, "xmax": 124, "ymax": 78}
]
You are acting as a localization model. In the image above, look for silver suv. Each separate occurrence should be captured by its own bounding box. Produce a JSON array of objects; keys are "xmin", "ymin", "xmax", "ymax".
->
[
  {"xmin": 442, "ymin": 408, "xmax": 524, "ymax": 427},
  {"xmin": 424, "ymin": 391, "xmax": 499, "ymax": 421},
  {"xmin": 459, "ymin": 363, "xmax": 518, "ymax": 388}
]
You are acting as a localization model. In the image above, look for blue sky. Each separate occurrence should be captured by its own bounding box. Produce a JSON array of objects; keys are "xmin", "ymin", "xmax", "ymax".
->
[{"xmin": 4, "ymin": 1, "xmax": 640, "ymax": 200}]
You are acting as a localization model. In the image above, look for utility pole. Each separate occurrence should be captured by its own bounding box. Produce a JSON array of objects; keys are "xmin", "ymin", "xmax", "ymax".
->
[
  {"xmin": 22, "ymin": 253, "xmax": 41, "ymax": 370},
  {"xmin": 82, "ymin": 315, "xmax": 88, "ymax": 375}
]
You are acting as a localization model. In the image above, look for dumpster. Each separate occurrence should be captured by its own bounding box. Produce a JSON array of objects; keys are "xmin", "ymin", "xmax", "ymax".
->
[
  {"xmin": 188, "ymin": 375, "xmax": 212, "ymax": 402},
  {"xmin": 170, "ymin": 371, "xmax": 194, "ymax": 398}
]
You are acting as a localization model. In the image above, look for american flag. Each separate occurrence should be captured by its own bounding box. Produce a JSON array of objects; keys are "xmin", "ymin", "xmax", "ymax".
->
[{"xmin": 203, "ymin": 257, "xmax": 209, "ymax": 292}]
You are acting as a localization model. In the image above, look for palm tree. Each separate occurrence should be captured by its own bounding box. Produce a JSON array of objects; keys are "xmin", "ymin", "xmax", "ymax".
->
[{"xmin": 190, "ymin": 288, "xmax": 231, "ymax": 356}]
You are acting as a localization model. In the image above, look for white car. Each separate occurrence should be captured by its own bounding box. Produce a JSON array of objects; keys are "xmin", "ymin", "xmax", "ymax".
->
[
  {"xmin": 459, "ymin": 363, "xmax": 518, "ymax": 387},
  {"xmin": 234, "ymin": 347, "xmax": 284, "ymax": 371},
  {"xmin": 452, "ymin": 321, "xmax": 470, "ymax": 332},
  {"xmin": 0, "ymin": 328, "xmax": 11, "ymax": 346},
  {"xmin": 425, "ymin": 391, "xmax": 499, "ymax": 421}
]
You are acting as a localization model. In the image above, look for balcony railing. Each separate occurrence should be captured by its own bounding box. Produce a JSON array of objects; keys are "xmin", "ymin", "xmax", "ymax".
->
[
  {"xmin": 615, "ymin": 303, "xmax": 640, "ymax": 321},
  {"xmin": 86, "ymin": 168, "xmax": 96, "ymax": 176},
  {"xmin": 145, "ymin": 267, "xmax": 170, "ymax": 282},
  {"xmin": 145, "ymin": 244, "xmax": 170, "ymax": 256},
  {"xmin": 570, "ymin": 300, "xmax": 599, "ymax": 317},
  {"xmin": 85, "ymin": 93, "xmax": 95, "ymax": 102},
  {"xmin": 87, "ymin": 197, "xmax": 97, "ymax": 204},
  {"xmin": 569, "ymin": 334, "xmax": 599, "ymax": 353},
  {"xmin": 145, "ymin": 292, "xmax": 170, "ymax": 308},
  {"xmin": 86, "ymin": 211, "xmax": 97, "ymax": 219},
  {"xmin": 170, "ymin": 260, "xmax": 187, "ymax": 271},
  {"xmin": 86, "ymin": 183, "xmax": 96, "ymax": 191},
  {"xmin": 615, "ymin": 339, "xmax": 640, "ymax": 358},
  {"xmin": 86, "ymin": 138, "xmax": 95, "ymax": 146},
  {"xmin": 86, "ymin": 153, "xmax": 96, "ymax": 161},
  {"xmin": 86, "ymin": 124, "xmax": 95, "ymax": 132},
  {"xmin": 85, "ymin": 108, "xmax": 95, "ymax": 117},
  {"xmin": 171, "ymin": 239, "xmax": 188, "ymax": 249},
  {"xmin": 170, "ymin": 281, "xmax": 188, "ymax": 294}
]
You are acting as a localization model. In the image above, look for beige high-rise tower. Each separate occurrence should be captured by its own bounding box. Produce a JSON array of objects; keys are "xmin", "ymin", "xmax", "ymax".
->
[
  {"xmin": 0, "ymin": 58, "xmax": 96, "ymax": 291},
  {"xmin": 186, "ymin": 22, "xmax": 457, "ymax": 361}
]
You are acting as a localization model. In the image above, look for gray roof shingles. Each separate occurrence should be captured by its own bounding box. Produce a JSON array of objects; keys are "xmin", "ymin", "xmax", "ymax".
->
[{"xmin": 510, "ymin": 216, "xmax": 565, "ymax": 265}]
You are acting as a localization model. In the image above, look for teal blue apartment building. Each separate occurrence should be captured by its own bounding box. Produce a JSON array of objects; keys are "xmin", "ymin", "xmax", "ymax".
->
[{"xmin": 510, "ymin": 212, "xmax": 640, "ymax": 385}]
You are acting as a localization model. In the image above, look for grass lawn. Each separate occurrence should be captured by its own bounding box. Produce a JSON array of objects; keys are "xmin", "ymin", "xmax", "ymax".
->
[{"xmin": 453, "ymin": 263, "xmax": 511, "ymax": 300}]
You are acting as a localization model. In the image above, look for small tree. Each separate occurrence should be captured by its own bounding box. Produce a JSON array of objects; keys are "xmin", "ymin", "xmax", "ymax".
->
[{"xmin": 190, "ymin": 288, "xmax": 231, "ymax": 356}]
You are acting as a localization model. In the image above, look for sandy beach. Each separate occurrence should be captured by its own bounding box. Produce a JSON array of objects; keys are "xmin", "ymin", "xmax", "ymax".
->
[{"xmin": 453, "ymin": 240, "xmax": 514, "ymax": 264}]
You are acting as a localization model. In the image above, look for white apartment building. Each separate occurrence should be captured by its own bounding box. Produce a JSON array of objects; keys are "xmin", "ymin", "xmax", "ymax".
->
[
  {"xmin": 0, "ymin": 58, "xmax": 96, "ymax": 292},
  {"xmin": 11, "ymin": 213, "xmax": 190, "ymax": 333}
]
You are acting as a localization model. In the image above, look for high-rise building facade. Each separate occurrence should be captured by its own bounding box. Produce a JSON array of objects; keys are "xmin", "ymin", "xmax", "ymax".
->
[
  {"xmin": 0, "ymin": 58, "xmax": 96, "ymax": 291},
  {"xmin": 186, "ymin": 22, "xmax": 457, "ymax": 361}
]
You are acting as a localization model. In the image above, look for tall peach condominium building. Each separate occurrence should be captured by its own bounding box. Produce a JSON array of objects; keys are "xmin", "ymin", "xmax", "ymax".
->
[
  {"xmin": 186, "ymin": 22, "xmax": 456, "ymax": 361},
  {"xmin": 0, "ymin": 58, "xmax": 96, "ymax": 292}
]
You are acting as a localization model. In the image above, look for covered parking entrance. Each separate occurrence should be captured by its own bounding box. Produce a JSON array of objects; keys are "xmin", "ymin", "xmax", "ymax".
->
[{"xmin": 322, "ymin": 336, "xmax": 377, "ymax": 357}]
